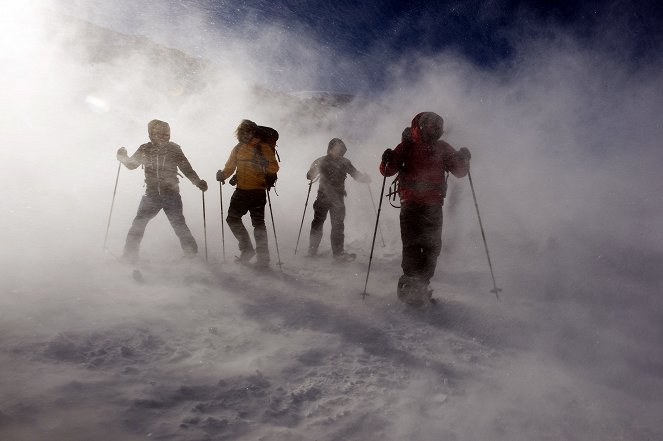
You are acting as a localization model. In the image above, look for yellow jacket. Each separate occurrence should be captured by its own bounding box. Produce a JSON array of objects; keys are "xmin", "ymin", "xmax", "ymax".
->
[{"xmin": 221, "ymin": 139, "xmax": 279, "ymax": 190}]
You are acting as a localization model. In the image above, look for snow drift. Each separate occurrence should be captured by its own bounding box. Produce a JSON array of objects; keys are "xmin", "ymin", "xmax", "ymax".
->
[{"xmin": 1, "ymin": 2, "xmax": 662, "ymax": 440}]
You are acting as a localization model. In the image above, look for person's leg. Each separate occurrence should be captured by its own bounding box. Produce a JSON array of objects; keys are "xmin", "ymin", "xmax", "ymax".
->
[
  {"xmin": 308, "ymin": 195, "xmax": 329, "ymax": 255},
  {"xmin": 420, "ymin": 204, "xmax": 443, "ymax": 282},
  {"xmin": 247, "ymin": 190, "xmax": 269, "ymax": 265},
  {"xmin": 399, "ymin": 202, "xmax": 426, "ymax": 279},
  {"xmin": 397, "ymin": 202, "xmax": 433, "ymax": 305},
  {"xmin": 226, "ymin": 190, "xmax": 254, "ymax": 260},
  {"xmin": 329, "ymin": 197, "xmax": 346, "ymax": 257},
  {"xmin": 123, "ymin": 195, "xmax": 162, "ymax": 260},
  {"xmin": 162, "ymin": 194, "xmax": 198, "ymax": 255}
]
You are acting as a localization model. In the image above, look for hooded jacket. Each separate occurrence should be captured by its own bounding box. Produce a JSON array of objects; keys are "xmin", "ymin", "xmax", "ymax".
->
[
  {"xmin": 220, "ymin": 139, "xmax": 279, "ymax": 190},
  {"xmin": 121, "ymin": 141, "xmax": 203, "ymax": 196},
  {"xmin": 380, "ymin": 113, "xmax": 468, "ymax": 205},
  {"xmin": 307, "ymin": 139, "xmax": 362, "ymax": 198}
]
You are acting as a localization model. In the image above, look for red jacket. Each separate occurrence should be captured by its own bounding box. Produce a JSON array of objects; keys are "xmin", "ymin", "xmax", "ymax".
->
[{"xmin": 380, "ymin": 139, "xmax": 468, "ymax": 205}]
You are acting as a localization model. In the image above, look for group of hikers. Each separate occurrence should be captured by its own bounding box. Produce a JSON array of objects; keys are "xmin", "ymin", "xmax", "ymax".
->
[{"xmin": 115, "ymin": 112, "xmax": 472, "ymax": 306}]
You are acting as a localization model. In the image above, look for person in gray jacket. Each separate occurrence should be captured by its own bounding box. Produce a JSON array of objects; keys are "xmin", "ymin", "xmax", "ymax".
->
[
  {"xmin": 306, "ymin": 138, "xmax": 370, "ymax": 262},
  {"xmin": 116, "ymin": 119, "xmax": 208, "ymax": 262}
]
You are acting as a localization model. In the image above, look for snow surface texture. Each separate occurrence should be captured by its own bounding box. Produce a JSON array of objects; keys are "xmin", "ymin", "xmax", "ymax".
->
[{"xmin": 1, "ymin": 2, "xmax": 663, "ymax": 440}]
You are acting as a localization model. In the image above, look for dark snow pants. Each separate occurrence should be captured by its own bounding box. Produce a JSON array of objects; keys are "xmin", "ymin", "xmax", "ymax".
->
[
  {"xmin": 309, "ymin": 191, "xmax": 346, "ymax": 256},
  {"xmin": 399, "ymin": 201, "xmax": 443, "ymax": 282},
  {"xmin": 124, "ymin": 193, "xmax": 198, "ymax": 258},
  {"xmin": 226, "ymin": 189, "xmax": 269, "ymax": 263}
]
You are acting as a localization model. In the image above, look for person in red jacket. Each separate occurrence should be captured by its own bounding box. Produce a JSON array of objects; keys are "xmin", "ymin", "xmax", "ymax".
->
[{"xmin": 379, "ymin": 112, "xmax": 471, "ymax": 306}]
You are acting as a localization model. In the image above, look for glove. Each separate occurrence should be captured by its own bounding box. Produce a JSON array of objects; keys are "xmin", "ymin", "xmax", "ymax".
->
[
  {"xmin": 197, "ymin": 179, "xmax": 208, "ymax": 192},
  {"xmin": 382, "ymin": 148, "xmax": 393, "ymax": 163},
  {"xmin": 401, "ymin": 127, "xmax": 413, "ymax": 144},
  {"xmin": 265, "ymin": 173, "xmax": 277, "ymax": 189},
  {"xmin": 458, "ymin": 147, "xmax": 471, "ymax": 162},
  {"xmin": 116, "ymin": 147, "xmax": 128, "ymax": 162},
  {"xmin": 216, "ymin": 170, "xmax": 225, "ymax": 183},
  {"xmin": 229, "ymin": 175, "xmax": 237, "ymax": 186}
]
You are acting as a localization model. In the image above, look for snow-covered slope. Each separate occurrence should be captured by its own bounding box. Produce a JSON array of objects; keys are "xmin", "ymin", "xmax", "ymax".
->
[
  {"xmin": 2, "ymin": 238, "xmax": 662, "ymax": 441},
  {"xmin": 3, "ymin": 192, "xmax": 663, "ymax": 438},
  {"xmin": 2, "ymin": 3, "xmax": 663, "ymax": 440}
]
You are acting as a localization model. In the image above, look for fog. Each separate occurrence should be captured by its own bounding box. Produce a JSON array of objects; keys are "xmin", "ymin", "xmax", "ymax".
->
[{"xmin": 1, "ymin": 1, "xmax": 662, "ymax": 440}]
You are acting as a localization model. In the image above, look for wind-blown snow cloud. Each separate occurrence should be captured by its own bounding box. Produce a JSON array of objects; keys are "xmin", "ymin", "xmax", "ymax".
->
[{"xmin": 1, "ymin": 1, "xmax": 662, "ymax": 440}]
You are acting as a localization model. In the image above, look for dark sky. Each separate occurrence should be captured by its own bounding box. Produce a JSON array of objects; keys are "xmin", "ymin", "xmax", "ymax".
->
[
  {"xmin": 205, "ymin": 0, "xmax": 663, "ymax": 66},
  {"xmin": 172, "ymin": 0, "xmax": 661, "ymax": 92},
  {"xmin": 60, "ymin": 0, "xmax": 663, "ymax": 92}
]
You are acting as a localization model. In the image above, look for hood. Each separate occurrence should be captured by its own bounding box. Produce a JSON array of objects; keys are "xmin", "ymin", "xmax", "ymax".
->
[
  {"xmin": 327, "ymin": 138, "xmax": 347, "ymax": 155},
  {"xmin": 411, "ymin": 112, "xmax": 444, "ymax": 144},
  {"xmin": 148, "ymin": 119, "xmax": 171, "ymax": 144}
]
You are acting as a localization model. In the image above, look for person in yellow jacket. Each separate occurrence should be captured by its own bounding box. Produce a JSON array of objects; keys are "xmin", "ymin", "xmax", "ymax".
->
[{"xmin": 216, "ymin": 120, "xmax": 279, "ymax": 267}]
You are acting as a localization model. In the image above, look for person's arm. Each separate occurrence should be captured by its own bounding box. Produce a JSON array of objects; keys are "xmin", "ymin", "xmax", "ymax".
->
[
  {"xmin": 444, "ymin": 143, "xmax": 470, "ymax": 178},
  {"xmin": 306, "ymin": 157, "xmax": 322, "ymax": 180},
  {"xmin": 175, "ymin": 145, "xmax": 208, "ymax": 191},
  {"xmin": 217, "ymin": 144, "xmax": 239, "ymax": 183},
  {"xmin": 116, "ymin": 145, "xmax": 146, "ymax": 170},
  {"xmin": 380, "ymin": 127, "xmax": 412, "ymax": 177},
  {"xmin": 260, "ymin": 144, "xmax": 279, "ymax": 188},
  {"xmin": 174, "ymin": 145, "xmax": 202, "ymax": 183},
  {"xmin": 261, "ymin": 144, "xmax": 279, "ymax": 175},
  {"xmin": 379, "ymin": 142, "xmax": 405, "ymax": 177},
  {"xmin": 347, "ymin": 159, "xmax": 371, "ymax": 183}
]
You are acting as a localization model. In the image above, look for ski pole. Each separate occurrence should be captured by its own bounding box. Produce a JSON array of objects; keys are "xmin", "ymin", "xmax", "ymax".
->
[
  {"xmin": 266, "ymin": 189, "xmax": 283, "ymax": 272},
  {"xmin": 219, "ymin": 182, "xmax": 226, "ymax": 262},
  {"xmin": 366, "ymin": 183, "xmax": 386, "ymax": 247},
  {"xmin": 361, "ymin": 173, "xmax": 388, "ymax": 299},
  {"xmin": 468, "ymin": 168, "xmax": 501, "ymax": 299},
  {"xmin": 202, "ymin": 191, "xmax": 208, "ymax": 263},
  {"xmin": 294, "ymin": 178, "xmax": 315, "ymax": 255},
  {"xmin": 103, "ymin": 161, "xmax": 121, "ymax": 249}
]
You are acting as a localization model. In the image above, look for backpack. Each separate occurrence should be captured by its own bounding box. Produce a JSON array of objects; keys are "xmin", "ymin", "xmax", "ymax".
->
[
  {"xmin": 228, "ymin": 126, "xmax": 280, "ymax": 187},
  {"xmin": 254, "ymin": 126, "xmax": 280, "ymax": 162},
  {"xmin": 386, "ymin": 139, "xmax": 449, "ymax": 208}
]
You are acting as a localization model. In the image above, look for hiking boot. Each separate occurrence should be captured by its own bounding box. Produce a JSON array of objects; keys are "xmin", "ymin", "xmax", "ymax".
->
[
  {"xmin": 254, "ymin": 259, "xmax": 270, "ymax": 269},
  {"xmin": 235, "ymin": 248, "xmax": 256, "ymax": 264},
  {"xmin": 397, "ymin": 275, "xmax": 429, "ymax": 307},
  {"xmin": 333, "ymin": 252, "xmax": 356, "ymax": 263}
]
